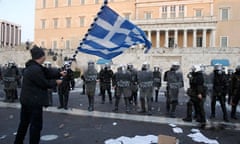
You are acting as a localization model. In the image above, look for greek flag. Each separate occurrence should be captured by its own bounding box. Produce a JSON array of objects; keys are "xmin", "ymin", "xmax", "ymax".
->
[{"xmin": 78, "ymin": 5, "xmax": 151, "ymax": 60}]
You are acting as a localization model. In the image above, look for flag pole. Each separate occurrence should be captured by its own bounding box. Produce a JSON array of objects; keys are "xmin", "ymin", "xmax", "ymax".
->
[{"xmin": 67, "ymin": 0, "xmax": 108, "ymax": 66}]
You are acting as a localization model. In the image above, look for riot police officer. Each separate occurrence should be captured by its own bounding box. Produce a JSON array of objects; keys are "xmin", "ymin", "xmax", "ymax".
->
[
  {"xmin": 2, "ymin": 61, "xmax": 20, "ymax": 102},
  {"xmin": 84, "ymin": 61, "xmax": 98, "ymax": 111},
  {"xmin": 112, "ymin": 65, "xmax": 132, "ymax": 113},
  {"xmin": 153, "ymin": 66, "xmax": 162, "ymax": 102},
  {"xmin": 227, "ymin": 69, "xmax": 234, "ymax": 104},
  {"xmin": 230, "ymin": 65, "xmax": 240, "ymax": 119},
  {"xmin": 164, "ymin": 62, "xmax": 184, "ymax": 118},
  {"xmin": 98, "ymin": 63, "xmax": 113, "ymax": 104},
  {"xmin": 210, "ymin": 64, "xmax": 229, "ymax": 122},
  {"xmin": 137, "ymin": 62, "xmax": 153, "ymax": 115},
  {"xmin": 183, "ymin": 65, "xmax": 206, "ymax": 126},
  {"xmin": 43, "ymin": 61, "xmax": 54, "ymax": 106},
  {"xmin": 127, "ymin": 63, "xmax": 138, "ymax": 105},
  {"xmin": 57, "ymin": 62, "xmax": 75, "ymax": 110}
]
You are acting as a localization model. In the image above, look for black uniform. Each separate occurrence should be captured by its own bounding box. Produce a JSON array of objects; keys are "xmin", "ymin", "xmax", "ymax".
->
[
  {"xmin": 153, "ymin": 67, "xmax": 161, "ymax": 102},
  {"xmin": 226, "ymin": 69, "xmax": 234, "ymax": 104},
  {"xmin": 183, "ymin": 70, "xmax": 206, "ymax": 125},
  {"xmin": 230, "ymin": 67, "xmax": 240, "ymax": 119},
  {"xmin": 2, "ymin": 63, "xmax": 20, "ymax": 102},
  {"xmin": 98, "ymin": 66, "xmax": 113, "ymax": 104},
  {"xmin": 137, "ymin": 64, "xmax": 153, "ymax": 115},
  {"xmin": 211, "ymin": 69, "xmax": 229, "ymax": 122},
  {"xmin": 127, "ymin": 65, "xmax": 138, "ymax": 105},
  {"xmin": 112, "ymin": 66, "xmax": 132, "ymax": 113},
  {"xmin": 57, "ymin": 67, "xmax": 75, "ymax": 109},
  {"xmin": 164, "ymin": 65, "xmax": 184, "ymax": 118},
  {"xmin": 84, "ymin": 61, "xmax": 98, "ymax": 111}
]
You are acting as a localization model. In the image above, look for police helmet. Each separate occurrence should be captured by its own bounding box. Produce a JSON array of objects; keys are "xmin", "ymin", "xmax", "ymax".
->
[
  {"xmin": 214, "ymin": 64, "xmax": 223, "ymax": 71},
  {"xmin": 88, "ymin": 60, "xmax": 94, "ymax": 66},
  {"xmin": 236, "ymin": 65, "xmax": 240, "ymax": 72},
  {"xmin": 153, "ymin": 65, "xmax": 160, "ymax": 72},
  {"xmin": 192, "ymin": 64, "xmax": 202, "ymax": 72},
  {"xmin": 117, "ymin": 64, "xmax": 126, "ymax": 72},
  {"xmin": 171, "ymin": 62, "xmax": 180, "ymax": 71},
  {"xmin": 228, "ymin": 69, "xmax": 234, "ymax": 75},
  {"xmin": 127, "ymin": 63, "xmax": 133, "ymax": 70},
  {"xmin": 44, "ymin": 61, "xmax": 52, "ymax": 68},
  {"xmin": 63, "ymin": 61, "xmax": 70, "ymax": 69},
  {"xmin": 142, "ymin": 62, "xmax": 149, "ymax": 71}
]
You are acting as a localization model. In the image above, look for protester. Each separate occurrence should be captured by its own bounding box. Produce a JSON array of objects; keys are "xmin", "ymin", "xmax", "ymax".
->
[{"xmin": 14, "ymin": 45, "xmax": 66, "ymax": 144}]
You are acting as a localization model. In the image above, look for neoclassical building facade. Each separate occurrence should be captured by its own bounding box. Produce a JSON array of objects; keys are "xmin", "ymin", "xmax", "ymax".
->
[
  {"xmin": 34, "ymin": 0, "xmax": 240, "ymax": 49},
  {"xmin": 0, "ymin": 20, "xmax": 21, "ymax": 48}
]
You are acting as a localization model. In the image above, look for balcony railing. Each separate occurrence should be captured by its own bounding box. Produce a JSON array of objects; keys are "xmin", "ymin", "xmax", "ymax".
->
[{"xmin": 132, "ymin": 16, "xmax": 217, "ymax": 25}]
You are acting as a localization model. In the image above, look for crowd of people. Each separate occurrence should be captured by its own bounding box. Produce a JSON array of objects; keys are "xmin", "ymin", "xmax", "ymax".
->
[
  {"xmin": 1, "ymin": 50, "xmax": 240, "ymax": 140},
  {"xmin": 81, "ymin": 61, "xmax": 240, "ymax": 127}
]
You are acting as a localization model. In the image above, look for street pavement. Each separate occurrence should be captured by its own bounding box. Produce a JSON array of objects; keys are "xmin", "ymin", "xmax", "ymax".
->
[{"xmin": 0, "ymin": 79, "xmax": 240, "ymax": 144}]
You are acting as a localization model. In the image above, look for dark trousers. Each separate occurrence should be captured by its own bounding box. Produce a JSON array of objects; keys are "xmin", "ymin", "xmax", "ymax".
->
[
  {"xmin": 14, "ymin": 105, "xmax": 43, "ymax": 144},
  {"xmin": 211, "ymin": 92, "xmax": 228, "ymax": 120},
  {"xmin": 231, "ymin": 93, "xmax": 240, "ymax": 117},
  {"xmin": 58, "ymin": 88, "xmax": 70, "ymax": 108},
  {"xmin": 101, "ymin": 84, "xmax": 112, "ymax": 102}
]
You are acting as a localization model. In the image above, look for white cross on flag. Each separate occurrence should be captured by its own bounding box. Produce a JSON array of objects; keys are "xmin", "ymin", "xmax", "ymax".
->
[{"xmin": 78, "ymin": 5, "xmax": 152, "ymax": 60}]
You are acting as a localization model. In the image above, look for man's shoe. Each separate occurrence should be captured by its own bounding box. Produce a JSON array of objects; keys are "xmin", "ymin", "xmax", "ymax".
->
[
  {"xmin": 57, "ymin": 106, "xmax": 63, "ymax": 109},
  {"xmin": 183, "ymin": 117, "xmax": 192, "ymax": 122},
  {"xmin": 112, "ymin": 108, "xmax": 118, "ymax": 112}
]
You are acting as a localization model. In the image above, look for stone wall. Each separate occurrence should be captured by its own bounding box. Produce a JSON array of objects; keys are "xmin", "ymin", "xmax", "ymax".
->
[{"xmin": 1, "ymin": 47, "xmax": 239, "ymax": 88}]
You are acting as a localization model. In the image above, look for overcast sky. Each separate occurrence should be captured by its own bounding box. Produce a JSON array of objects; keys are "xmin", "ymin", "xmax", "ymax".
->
[{"xmin": 0, "ymin": 0, "xmax": 35, "ymax": 42}]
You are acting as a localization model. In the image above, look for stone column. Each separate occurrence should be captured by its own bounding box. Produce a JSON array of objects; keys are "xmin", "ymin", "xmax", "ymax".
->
[
  {"xmin": 183, "ymin": 29, "xmax": 187, "ymax": 48},
  {"xmin": 211, "ymin": 29, "xmax": 216, "ymax": 48},
  {"xmin": 165, "ymin": 30, "xmax": 169, "ymax": 48},
  {"xmin": 156, "ymin": 30, "xmax": 160, "ymax": 48},
  {"xmin": 4, "ymin": 23, "xmax": 7, "ymax": 47},
  {"xmin": 174, "ymin": 29, "xmax": 178, "ymax": 48},
  {"xmin": 202, "ymin": 29, "xmax": 207, "ymax": 48},
  {"xmin": 193, "ymin": 29, "xmax": 197, "ymax": 48},
  {"xmin": 148, "ymin": 30, "xmax": 152, "ymax": 42}
]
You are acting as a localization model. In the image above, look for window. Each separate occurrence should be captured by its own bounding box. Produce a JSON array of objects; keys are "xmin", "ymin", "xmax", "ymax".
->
[
  {"xmin": 170, "ymin": 5, "xmax": 176, "ymax": 18},
  {"xmin": 162, "ymin": 6, "xmax": 168, "ymax": 18},
  {"xmin": 195, "ymin": 9, "xmax": 202, "ymax": 17},
  {"xmin": 220, "ymin": 8, "xmax": 229, "ymax": 21},
  {"xmin": 95, "ymin": 0, "xmax": 99, "ymax": 4},
  {"xmin": 54, "ymin": 0, "xmax": 58, "ymax": 8},
  {"xmin": 66, "ymin": 40, "xmax": 71, "ymax": 49},
  {"xmin": 80, "ymin": 0, "xmax": 85, "ymax": 5},
  {"xmin": 66, "ymin": 17, "xmax": 71, "ymax": 28},
  {"xmin": 179, "ymin": 5, "xmax": 184, "ymax": 17},
  {"xmin": 42, "ymin": 0, "xmax": 46, "ymax": 8},
  {"xmin": 53, "ymin": 18, "xmax": 58, "ymax": 29},
  {"xmin": 124, "ymin": 13, "xmax": 131, "ymax": 20},
  {"xmin": 197, "ymin": 37, "xmax": 203, "ymax": 47},
  {"xmin": 67, "ymin": 0, "xmax": 72, "ymax": 6},
  {"xmin": 220, "ymin": 36, "xmax": 228, "ymax": 48},
  {"xmin": 41, "ymin": 19, "xmax": 46, "ymax": 29},
  {"xmin": 41, "ymin": 41, "xmax": 45, "ymax": 48},
  {"xmin": 144, "ymin": 12, "xmax": 152, "ymax": 20},
  {"xmin": 79, "ymin": 16, "xmax": 85, "ymax": 27},
  {"xmin": 53, "ymin": 40, "xmax": 57, "ymax": 49}
]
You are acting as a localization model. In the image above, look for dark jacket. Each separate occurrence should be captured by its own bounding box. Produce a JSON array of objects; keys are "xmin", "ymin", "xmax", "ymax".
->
[{"xmin": 20, "ymin": 60, "xmax": 61, "ymax": 107}]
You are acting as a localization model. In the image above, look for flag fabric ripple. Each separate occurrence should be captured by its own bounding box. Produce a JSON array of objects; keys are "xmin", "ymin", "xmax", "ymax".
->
[{"xmin": 78, "ymin": 5, "xmax": 152, "ymax": 60}]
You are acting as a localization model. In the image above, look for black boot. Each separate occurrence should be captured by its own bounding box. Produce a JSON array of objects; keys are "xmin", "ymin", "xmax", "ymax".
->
[
  {"xmin": 139, "ymin": 98, "xmax": 146, "ymax": 113},
  {"xmin": 155, "ymin": 89, "xmax": 159, "ymax": 102},
  {"xmin": 124, "ymin": 98, "xmax": 130, "ymax": 113},
  {"xmin": 113, "ymin": 98, "xmax": 120, "ymax": 112},
  {"xmin": 183, "ymin": 101, "xmax": 193, "ymax": 122},
  {"xmin": 170, "ymin": 102, "xmax": 177, "ymax": 118},
  {"xmin": 231, "ymin": 105, "xmax": 237, "ymax": 119}
]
